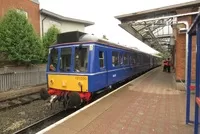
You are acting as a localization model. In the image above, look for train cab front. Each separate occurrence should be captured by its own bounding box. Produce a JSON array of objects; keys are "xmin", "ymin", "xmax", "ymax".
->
[{"xmin": 44, "ymin": 44, "xmax": 92, "ymax": 109}]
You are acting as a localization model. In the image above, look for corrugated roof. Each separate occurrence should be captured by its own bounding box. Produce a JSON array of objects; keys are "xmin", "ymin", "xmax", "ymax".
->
[
  {"xmin": 114, "ymin": 0, "xmax": 200, "ymax": 54},
  {"xmin": 40, "ymin": 9, "xmax": 94, "ymax": 26},
  {"xmin": 115, "ymin": 0, "xmax": 200, "ymax": 22}
]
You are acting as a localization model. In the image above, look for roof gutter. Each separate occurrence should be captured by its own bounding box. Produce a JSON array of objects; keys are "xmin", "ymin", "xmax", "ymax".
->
[{"xmin": 40, "ymin": 9, "xmax": 94, "ymax": 26}]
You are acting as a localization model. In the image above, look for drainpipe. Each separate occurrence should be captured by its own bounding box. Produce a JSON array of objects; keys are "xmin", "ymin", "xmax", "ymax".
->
[
  {"xmin": 42, "ymin": 16, "xmax": 47, "ymax": 37},
  {"xmin": 177, "ymin": 21, "xmax": 189, "ymax": 88}
]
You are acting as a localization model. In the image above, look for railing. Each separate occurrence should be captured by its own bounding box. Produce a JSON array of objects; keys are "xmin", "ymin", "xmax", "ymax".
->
[{"xmin": 0, "ymin": 71, "xmax": 46, "ymax": 92}]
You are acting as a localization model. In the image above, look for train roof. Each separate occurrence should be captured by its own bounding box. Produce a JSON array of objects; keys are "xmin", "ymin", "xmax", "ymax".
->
[{"xmin": 51, "ymin": 31, "xmax": 161, "ymax": 58}]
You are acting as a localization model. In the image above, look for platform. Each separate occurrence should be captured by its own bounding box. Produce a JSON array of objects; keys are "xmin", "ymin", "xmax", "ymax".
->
[{"xmin": 37, "ymin": 67, "xmax": 194, "ymax": 134}]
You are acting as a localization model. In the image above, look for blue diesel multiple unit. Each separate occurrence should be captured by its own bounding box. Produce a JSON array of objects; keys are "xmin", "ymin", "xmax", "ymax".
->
[{"xmin": 44, "ymin": 31, "xmax": 161, "ymax": 108}]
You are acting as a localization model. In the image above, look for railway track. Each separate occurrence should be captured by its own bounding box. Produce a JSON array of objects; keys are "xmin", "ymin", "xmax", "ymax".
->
[
  {"xmin": 12, "ymin": 69, "xmax": 155, "ymax": 134},
  {"xmin": 0, "ymin": 92, "xmax": 41, "ymax": 112},
  {"xmin": 12, "ymin": 80, "xmax": 133, "ymax": 134},
  {"xmin": 13, "ymin": 109, "xmax": 76, "ymax": 134},
  {"xmin": 12, "ymin": 89, "xmax": 112, "ymax": 134}
]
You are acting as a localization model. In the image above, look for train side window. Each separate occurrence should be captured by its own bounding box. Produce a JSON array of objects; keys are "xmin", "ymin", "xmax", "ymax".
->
[
  {"xmin": 74, "ymin": 47, "xmax": 89, "ymax": 72},
  {"xmin": 132, "ymin": 54, "xmax": 136, "ymax": 65},
  {"xmin": 112, "ymin": 51, "xmax": 119, "ymax": 67},
  {"xmin": 124, "ymin": 53, "xmax": 128, "ymax": 65},
  {"xmin": 120, "ymin": 53, "xmax": 123, "ymax": 65},
  {"xmin": 130, "ymin": 55, "xmax": 134, "ymax": 65},
  {"xmin": 134, "ymin": 53, "xmax": 138, "ymax": 65},
  {"xmin": 99, "ymin": 51, "xmax": 104, "ymax": 68}
]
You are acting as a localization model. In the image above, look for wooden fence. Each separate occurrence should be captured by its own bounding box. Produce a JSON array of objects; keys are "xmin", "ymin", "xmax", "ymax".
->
[{"xmin": 0, "ymin": 71, "xmax": 46, "ymax": 92}]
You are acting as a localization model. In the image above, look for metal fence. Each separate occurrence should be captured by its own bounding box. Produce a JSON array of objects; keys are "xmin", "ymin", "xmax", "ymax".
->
[{"xmin": 0, "ymin": 71, "xmax": 46, "ymax": 92}]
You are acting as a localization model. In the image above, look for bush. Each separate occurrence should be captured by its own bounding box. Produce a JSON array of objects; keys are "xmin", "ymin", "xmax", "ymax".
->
[
  {"xmin": 0, "ymin": 9, "xmax": 44, "ymax": 65},
  {"xmin": 42, "ymin": 25, "xmax": 60, "ymax": 62}
]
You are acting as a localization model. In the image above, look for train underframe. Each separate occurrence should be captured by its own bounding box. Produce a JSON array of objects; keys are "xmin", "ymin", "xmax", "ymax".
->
[
  {"xmin": 41, "ymin": 77, "xmax": 134, "ymax": 109},
  {"xmin": 40, "ymin": 66, "xmax": 158, "ymax": 109},
  {"xmin": 41, "ymin": 88, "xmax": 92, "ymax": 109}
]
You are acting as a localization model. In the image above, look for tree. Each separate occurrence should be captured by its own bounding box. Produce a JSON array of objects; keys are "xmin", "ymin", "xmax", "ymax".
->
[
  {"xmin": 155, "ymin": 53, "xmax": 163, "ymax": 57},
  {"xmin": 0, "ymin": 9, "xmax": 44, "ymax": 65},
  {"xmin": 42, "ymin": 25, "xmax": 60, "ymax": 62}
]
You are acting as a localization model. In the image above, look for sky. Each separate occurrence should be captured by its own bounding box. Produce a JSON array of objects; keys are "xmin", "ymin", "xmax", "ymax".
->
[{"xmin": 39, "ymin": 0, "xmax": 193, "ymax": 54}]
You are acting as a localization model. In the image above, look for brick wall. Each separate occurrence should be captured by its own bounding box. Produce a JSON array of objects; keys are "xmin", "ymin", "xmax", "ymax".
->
[
  {"xmin": 0, "ymin": 0, "xmax": 40, "ymax": 35},
  {"xmin": 175, "ymin": 8, "xmax": 197, "ymax": 81},
  {"xmin": 191, "ymin": 36, "xmax": 196, "ymax": 81}
]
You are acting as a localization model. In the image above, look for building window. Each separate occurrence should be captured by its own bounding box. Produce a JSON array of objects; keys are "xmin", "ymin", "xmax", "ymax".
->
[
  {"xmin": 16, "ymin": 9, "xmax": 28, "ymax": 18},
  {"xmin": 99, "ymin": 51, "xmax": 104, "ymax": 68}
]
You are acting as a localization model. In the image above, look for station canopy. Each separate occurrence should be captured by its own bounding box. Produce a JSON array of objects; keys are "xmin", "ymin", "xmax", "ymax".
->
[{"xmin": 115, "ymin": 1, "xmax": 200, "ymax": 54}]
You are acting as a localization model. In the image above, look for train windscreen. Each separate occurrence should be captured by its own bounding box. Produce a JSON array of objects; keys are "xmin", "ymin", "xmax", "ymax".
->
[
  {"xmin": 48, "ymin": 46, "xmax": 89, "ymax": 73},
  {"xmin": 49, "ymin": 48, "xmax": 58, "ymax": 72},
  {"xmin": 60, "ymin": 47, "xmax": 72, "ymax": 72}
]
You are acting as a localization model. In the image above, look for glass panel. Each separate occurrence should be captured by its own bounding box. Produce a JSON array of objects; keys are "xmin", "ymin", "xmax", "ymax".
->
[
  {"xmin": 112, "ymin": 51, "xmax": 119, "ymax": 67},
  {"xmin": 124, "ymin": 53, "xmax": 128, "ymax": 65},
  {"xmin": 74, "ymin": 46, "xmax": 88, "ymax": 72},
  {"xmin": 120, "ymin": 53, "xmax": 123, "ymax": 65},
  {"xmin": 129, "ymin": 55, "xmax": 132, "ymax": 65},
  {"xmin": 99, "ymin": 51, "xmax": 104, "ymax": 68},
  {"xmin": 49, "ymin": 48, "xmax": 58, "ymax": 72},
  {"xmin": 60, "ymin": 47, "xmax": 72, "ymax": 72},
  {"xmin": 132, "ymin": 54, "xmax": 136, "ymax": 65}
]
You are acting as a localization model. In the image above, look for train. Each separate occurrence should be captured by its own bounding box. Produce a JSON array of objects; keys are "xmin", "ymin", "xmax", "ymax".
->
[{"xmin": 41, "ymin": 31, "xmax": 162, "ymax": 109}]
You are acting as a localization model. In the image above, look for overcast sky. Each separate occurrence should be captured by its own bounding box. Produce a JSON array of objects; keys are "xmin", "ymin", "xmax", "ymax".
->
[{"xmin": 39, "ymin": 0, "xmax": 192, "ymax": 54}]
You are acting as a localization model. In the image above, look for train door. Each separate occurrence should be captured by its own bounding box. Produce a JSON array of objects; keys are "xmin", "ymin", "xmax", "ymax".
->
[{"xmin": 97, "ymin": 46, "xmax": 108, "ymax": 87}]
